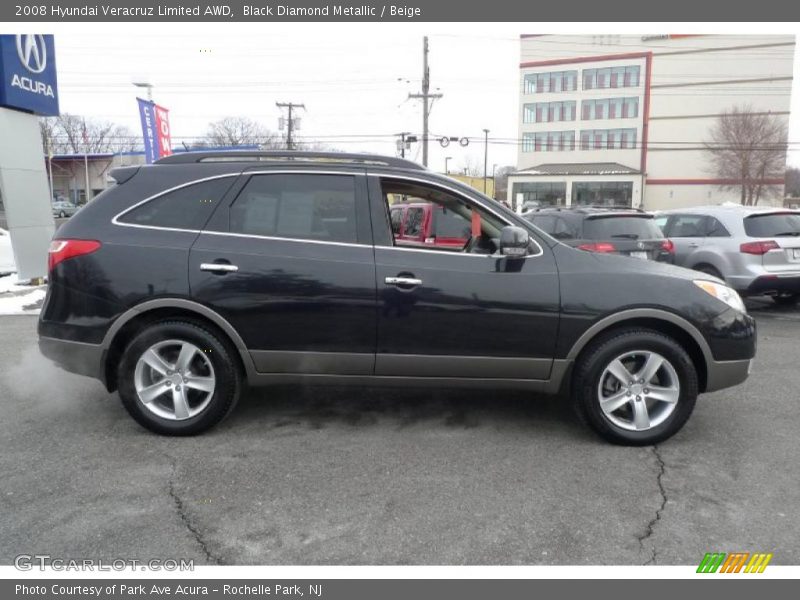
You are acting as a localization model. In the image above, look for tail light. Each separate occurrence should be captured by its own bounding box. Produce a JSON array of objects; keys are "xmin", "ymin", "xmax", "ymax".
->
[
  {"xmin": 48, "ymin": 239, "xmax": 101, "ymax": 272},
  {"xmin": 578, "ymin": 242, "xmax": 616, "ymax": 253},
  {"xmin": 740, "ymin": 240, "xmax": 779, "ymax": 255},
  {"xmin": 661, "ymin": 239, "xmax": 675, "ymax": 253}
]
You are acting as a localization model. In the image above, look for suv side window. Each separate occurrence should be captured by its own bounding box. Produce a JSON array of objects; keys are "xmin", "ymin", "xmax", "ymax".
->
[
  {"xmin": 229, "ymin": 174, "xmax": 358, "ymax": 243},
  {"xmin": 667, "ymin": 214, "xmax": 707, "ymax": 238},
  {"xmin": 118, "ymin": 177, "xmax": 234, "ymax": 230},
  {"xmin": 530, "ymin": 215, "xmax": 557, "ymax": 234},
  {"xmin": 404, "ymin": 207, "xmax": 424, "ymax": 237},
  {"xmin": 706, "ymin": 217, "xmax": 730, "ymax": 237},
  {"xmin": 390, "ymin": 208, "xmax": 404, "ymax": 235}
]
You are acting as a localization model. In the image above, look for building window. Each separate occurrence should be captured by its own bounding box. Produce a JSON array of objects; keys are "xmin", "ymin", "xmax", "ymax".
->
[
  {"xmin": 582, "ymin": 97, "xmax": 639, "ymax": 121},
  {"xmin": 523, "ymin": 101, "xmax": 577, "ymax": 123},
  {"xmin": 524, "ymin": 70, "xmax": 578, "ymax": 95},
  {"xmin": 579, "ymin": 128, "xmax": 637, "ymax": 150},
  {"xmin": 522, "ymin": 131, "xmax": 575, "ymax": 153},
  {"xmin": 512, "ymin": 182, "xmax": 567, "ymax": 208},
  {"xmin": 581, "ymin": 65, "xmax": 641, "ymax": 90},
  {"xmin": 572, "ymin": 182, "xmax": 633, "ymax": 207}
]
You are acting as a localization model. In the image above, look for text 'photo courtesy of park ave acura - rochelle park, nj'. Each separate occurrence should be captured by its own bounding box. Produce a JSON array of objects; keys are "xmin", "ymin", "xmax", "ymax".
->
[{"xmin": 1, "ymin": 2, "xmax": 800, "ymax": 593}]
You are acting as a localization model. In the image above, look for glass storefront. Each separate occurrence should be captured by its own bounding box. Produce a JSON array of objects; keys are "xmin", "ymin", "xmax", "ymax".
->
[
  {"xmin": 571, "ymin": 181, "xmax": 633, "ymax": 207},
  {"xmin": 511, "ymin": 182, "xmax": 567, "ymax": 210}
]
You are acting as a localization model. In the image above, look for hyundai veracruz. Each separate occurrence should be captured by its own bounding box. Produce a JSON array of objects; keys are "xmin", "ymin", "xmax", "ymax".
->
[{"xmin": 38, "ymin": 151, "xmax": 756, "ymax": 445}]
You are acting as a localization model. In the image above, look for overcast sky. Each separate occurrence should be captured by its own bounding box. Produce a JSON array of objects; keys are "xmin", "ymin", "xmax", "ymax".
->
[{"xmin": 9, "ymin": 23, "xmax": 800, "ymax": 170}]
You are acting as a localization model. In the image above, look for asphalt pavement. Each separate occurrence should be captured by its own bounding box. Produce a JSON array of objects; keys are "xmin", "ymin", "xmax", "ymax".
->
[{"xmin": 0, "ymin": 302, "xmax": 798, "ymax": 565}]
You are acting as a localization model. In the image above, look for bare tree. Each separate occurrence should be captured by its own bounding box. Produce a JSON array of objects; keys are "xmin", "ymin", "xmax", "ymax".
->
[
  {"xmin": 206, "ymin": 116, "xmax": 281, "ymax": 148},
  {"xmin": 786, "ymin": 167, "xmax": 800, "ymax": 198},
  {"xmin": 40, "ymin": 114, "xmax": 137, "ymax": 154},
  {"xmin": 704, "ymin": 105, "xmax": 788, "ymax": 205}
]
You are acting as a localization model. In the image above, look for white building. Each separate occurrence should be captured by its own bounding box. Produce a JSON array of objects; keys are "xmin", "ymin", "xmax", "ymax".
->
[{"xmin": 508, "ymin": 34, "xmax": 796, "ymax": 211}]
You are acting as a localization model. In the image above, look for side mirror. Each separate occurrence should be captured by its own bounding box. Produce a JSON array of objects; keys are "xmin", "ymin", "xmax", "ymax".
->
[{"xmin": 499, "ymin": 226, "xmax": 530, "ymax": 258}]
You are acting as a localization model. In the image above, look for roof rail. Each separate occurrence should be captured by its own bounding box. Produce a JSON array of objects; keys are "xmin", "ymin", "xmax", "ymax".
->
[{"xmin": 155, "ymin": 150, "xmax": 426, "ymax": 170}]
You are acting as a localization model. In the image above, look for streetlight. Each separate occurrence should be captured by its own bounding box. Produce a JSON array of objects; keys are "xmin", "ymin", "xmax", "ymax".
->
[
  {"xmin": 132, "ymin": 79, "xmax": 154, "ymax": 102},
  {"xmin": 482, "ymin": 128, "xmax": 490, "ymax": 194},
  {"xmin": 445, "ymin": 156, "xmax": 452, "ymax": 174}
]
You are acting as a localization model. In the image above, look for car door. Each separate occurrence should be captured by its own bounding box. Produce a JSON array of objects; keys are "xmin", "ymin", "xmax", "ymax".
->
[
  {"xmin": 368, "ymin": 175, "xmax": 560, "ymax": 380},
  {"xmin": 665, "ymin": 214, "xmax": 708, "ymax": 266},
  {"xmin": 189, "ymin": 170, "xmax": 377, "ymax": 375}
]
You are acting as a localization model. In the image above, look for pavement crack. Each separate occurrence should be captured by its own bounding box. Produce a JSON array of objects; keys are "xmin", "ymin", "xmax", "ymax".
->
[
  {"xmin": 167, "ymin": 460, "xmax": 224, "ymax": 565},
  {"xmin": 637, "ymin": 445, "xmax": 667, "ymax": 566}
]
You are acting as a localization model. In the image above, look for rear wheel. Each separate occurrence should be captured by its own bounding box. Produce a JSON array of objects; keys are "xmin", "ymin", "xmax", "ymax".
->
[
  {"xmin": 572, "ymin": 328, "xmax": 698, "ymax": 445},
  {"xmin": 772, "ymin": 293, "xmax": 799, "ymax": 306},
  {"xmin": 117, "ymin": 320, "xmax": 241, "ymax": 435},
  {"xmin": 694, "ymin": 264, "xmax": 723, "ymax": 280}
]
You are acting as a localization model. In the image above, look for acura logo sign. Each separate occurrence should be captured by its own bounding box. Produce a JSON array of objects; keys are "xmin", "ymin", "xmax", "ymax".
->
[{"xmin": 16, "ymin": 34, "xmax": 47, "ymax": 74}]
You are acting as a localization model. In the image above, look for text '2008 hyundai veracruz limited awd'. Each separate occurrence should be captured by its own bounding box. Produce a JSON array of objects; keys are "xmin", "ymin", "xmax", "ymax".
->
[{"xmin": 38, "ymin": 151, "xmax": 756, "ymax": 445}]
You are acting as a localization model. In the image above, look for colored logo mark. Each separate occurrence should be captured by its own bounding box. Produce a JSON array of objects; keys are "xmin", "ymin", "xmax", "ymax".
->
[{"xmin": 697, "ymin": 552, "xmax": 773, "ymax": 573}]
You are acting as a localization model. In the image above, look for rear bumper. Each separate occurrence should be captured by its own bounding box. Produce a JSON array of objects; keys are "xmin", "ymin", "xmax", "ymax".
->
[
  {"xmin": 38, "ymin": 335, "xmax": 105, "ymax": 382},
  {"xmin": 744, "ymin": 274, "xmax": 800, "ymax": 296}
]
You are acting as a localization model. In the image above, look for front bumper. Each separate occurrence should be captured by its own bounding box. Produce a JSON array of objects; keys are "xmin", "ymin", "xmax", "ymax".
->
[
  {"xmin": 38, "ymin": 335, "xmax": 105, "ymax": 382},
  {"xmin": 705, "ymin": 358, "xmax": 752, "ymax": 393}
]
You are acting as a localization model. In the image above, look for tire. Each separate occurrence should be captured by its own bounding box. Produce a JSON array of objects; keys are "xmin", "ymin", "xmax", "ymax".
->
[
  {"xmin": 694, "ymin": 264, "xmax": 723, "ymax": 280},
  {"xmin": 58, "ymin": 211, "xmax": 65, "ymax": 218},
  {"xmin": 117, "ymin": 320, "xmax": 242, "ymax": 435},
  {"xmin": 772, "ymin": 293, "xmax": 799, "ymax": 306},
  {"xmin": 572, "ymin": 328, "xmax": 698, "ymax": 446}
]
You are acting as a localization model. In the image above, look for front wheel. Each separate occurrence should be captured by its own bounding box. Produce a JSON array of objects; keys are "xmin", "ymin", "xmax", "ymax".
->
[
  {"xmin": 117, "ymin": 320, "xmax": 242, "ymax": 435},
  {"xmin": 572, "ymin": 329, "xmax": 698, "ymax": 445}
]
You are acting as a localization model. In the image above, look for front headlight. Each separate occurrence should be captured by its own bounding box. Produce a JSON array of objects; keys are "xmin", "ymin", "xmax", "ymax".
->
[{"xmin": 694, "ymin": 280, "xmax": 746, "ymax": 313}]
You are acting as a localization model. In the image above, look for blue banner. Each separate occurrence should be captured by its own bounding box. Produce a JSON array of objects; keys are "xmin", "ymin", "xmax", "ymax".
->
[
  {"xmin": 0, "ymin": 34, "xmax": 59, "ymax": 116},
  {"xmin": 137, "ymin": 98, "xmax": 158, "ymax": 164}
]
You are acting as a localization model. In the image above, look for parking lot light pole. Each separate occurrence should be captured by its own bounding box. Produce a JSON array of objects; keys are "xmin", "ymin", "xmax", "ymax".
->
[
  {"xmin": 445, "ymin": 156, "xmax": 452, "ymax": 174},
  {"xmin": 483, "ymin": 128, "xmax": 490, "ymax": 193},
  {"xmin": 132, "ymin": 80, "xmax": 154, "ymax": 102}
]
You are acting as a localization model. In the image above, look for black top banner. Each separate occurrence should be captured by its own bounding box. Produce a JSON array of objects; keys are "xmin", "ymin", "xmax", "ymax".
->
[{"xmin": 3, "ymin": 0, "xmax": 800, "ymax": 22}]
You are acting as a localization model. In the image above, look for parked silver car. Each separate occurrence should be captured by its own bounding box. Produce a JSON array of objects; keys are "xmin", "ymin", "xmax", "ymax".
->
[
  {"xmin": 654, "ymin": 205, "xmax": 800, "ymax": 305},
  {"xmin": 52, "ymin": 201, "xmax": 79, "ymax": 218}
]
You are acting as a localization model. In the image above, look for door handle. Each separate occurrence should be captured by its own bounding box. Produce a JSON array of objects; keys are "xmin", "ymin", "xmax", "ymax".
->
[
  {"xmin": 385, "ymin": 276, "xmax": 423, "ymax": 287},
  {"xmin": 200, "ymin": 263, "xmax": 239, "ymax": 273}
]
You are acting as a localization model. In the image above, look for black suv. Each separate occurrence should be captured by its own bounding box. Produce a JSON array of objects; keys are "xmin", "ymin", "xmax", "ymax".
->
[
  {"xmin": 524, "ymin": 206, "xmax": 674, "ymax": 263},
  {"xmin": 39, "ymin": 151, "xmax": 756, "ymax": 445}
]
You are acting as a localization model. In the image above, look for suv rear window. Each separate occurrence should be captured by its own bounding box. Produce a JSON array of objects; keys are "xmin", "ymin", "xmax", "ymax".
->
[
  {"xmin": 584, "ymin": 215, "xmax": 664, "ymax": 240},
  {"xmin": 230, "ymin": 174, "xmax": 357, "ymax": 243},
  {"xmin": 119, "ymin": 177, "xmax": 234, "ymax": 230},
  {"xmin": 743, "ymin": 212, "xmax": 800, "ymax": 237}
]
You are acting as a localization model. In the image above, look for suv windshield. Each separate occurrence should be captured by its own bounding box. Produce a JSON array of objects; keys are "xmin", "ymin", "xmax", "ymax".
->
[
  {"xmin": 583, "ymin": 215, "xmax": 664, "ymax": 240},
  {"xmin": 744, "ymin": 212, "xmax": 800, "ymax": 237}
]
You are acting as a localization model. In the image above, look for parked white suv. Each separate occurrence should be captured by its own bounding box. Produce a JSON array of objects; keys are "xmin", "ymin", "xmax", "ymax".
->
[{"xmin": 654, "ymin": 205, "xmax": 800, "ymax": 305}]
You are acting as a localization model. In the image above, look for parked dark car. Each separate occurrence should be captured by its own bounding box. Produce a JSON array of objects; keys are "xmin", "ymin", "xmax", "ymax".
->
[
  {"xmin": 524, "ymin": 206, "xmax": 675, "ymax": 263},
  {"xmin": 38, "ymin": 151, "xmax": 755, "ymax": 445}
]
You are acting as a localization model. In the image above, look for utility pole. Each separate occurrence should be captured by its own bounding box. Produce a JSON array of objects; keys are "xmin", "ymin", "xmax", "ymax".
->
[
  {"xmin": 483, "ymin": 128, "xmax": 490, "ymax": 194},
  {"xmin": 408, "ymin": 36, "xmax": 442, "ymax": 167},
  {"xmin": 445, "ymin": 156, "xmax": 452, "ymax": 174},
  {"xmin": 276, "ymin": 102, "xmax": 305, "ymax": 150},
  {"xmin": 396, "ymin": 132, "xmax": 412, "ymax": 158}
]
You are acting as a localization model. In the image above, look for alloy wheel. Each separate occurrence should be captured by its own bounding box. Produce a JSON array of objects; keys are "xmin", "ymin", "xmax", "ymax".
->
[
  {"xmin": 133, "ymin": 339, "xmax": 215, "ymax": 420},
  {"xmin": 597, "ymin": 350, "xmax": 680, "ymax": 432}
]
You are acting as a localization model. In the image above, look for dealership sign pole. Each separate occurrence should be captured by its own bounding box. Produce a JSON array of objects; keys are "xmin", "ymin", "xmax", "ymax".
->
[
  {"xmin": 137, "ymin": 97, "xmax": 172, "ymax": 163},
  {"xmin": 0, "ymin": 34, "xmax": 59, "ymax": 280}
]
